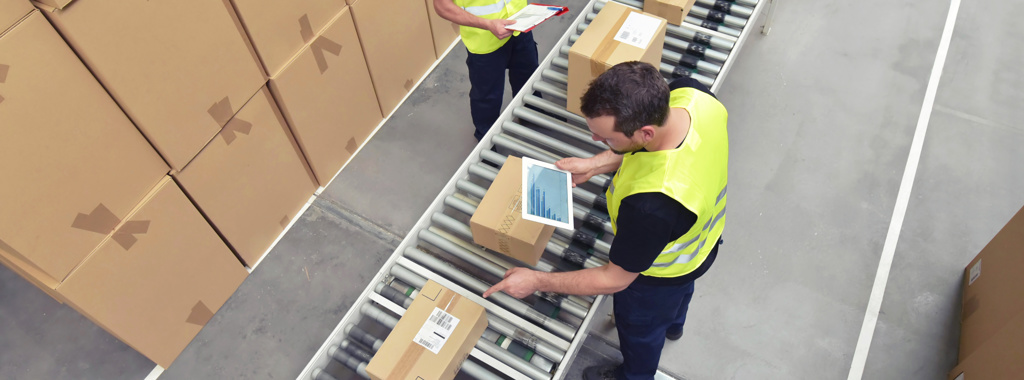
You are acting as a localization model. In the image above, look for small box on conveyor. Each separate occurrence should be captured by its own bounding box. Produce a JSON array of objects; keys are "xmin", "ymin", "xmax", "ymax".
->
[{"xmin": 470, "ymin": 156, "xmax": 556, "ymax": 266}]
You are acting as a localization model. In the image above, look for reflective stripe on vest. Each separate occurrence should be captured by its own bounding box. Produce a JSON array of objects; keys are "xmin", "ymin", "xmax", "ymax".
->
[
  {"xmin": 606, "ymin": 87, "xmax": 729, "ymax": 278},
  {"xmin": 455, "ymin": 0, "xmax": 527, "ymax": 54}
]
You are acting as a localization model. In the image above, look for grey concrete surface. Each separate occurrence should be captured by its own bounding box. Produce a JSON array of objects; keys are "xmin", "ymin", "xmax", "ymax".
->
[{"xmin": 1, "ymin": 0, "xmax": 1021, "ymax": 379}]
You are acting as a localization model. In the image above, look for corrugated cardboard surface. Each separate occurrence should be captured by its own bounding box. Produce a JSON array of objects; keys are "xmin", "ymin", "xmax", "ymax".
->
[
  {"xmin": 366, "ymin": 280, "xmax": 488, "ymax": 380},
  {"xmin": 469, "ymin": 156, "xmax": 555, "ymax": 266},
  {"xmin": 424, "ymin": 0, "xmax": 460, "ymax": 59},
  {"xmin": 39, "ymin": 0, "xmax": 266, "ymax": 171},
  {"xmin": 0, "ymin": 0, "xmax": 33, "ymax": 31},
  {"xmin": 956, "ymin": 205, "xmax": 1024, "ymax": 361},
  {"xmin": 269, "ymin": 7, "xmax": 382, "ymax": 186},
  {"xmin": 57, "ymin": 177, "xmax": 249, "ymax": 369},
  {"xmin": 350, "ymin": 0, "xmax": 436, "ymax": 117},
  {"xmin": 567, "ymin": 1, "xmax": 667, "ymax": 115},
  {"xmin": 0, "ymin": 10, "xmax": 168, "ymax": 287},
  {"xmin": 32, "ymin": 0, "xmax": 71, "ymax": 10},
  {"xmin": 230, "ymin": 0, "xmax": 346, "ymax": 77},
  {"xmin": 176, "ymin": 86, "xmax": 318, "ymax": 267},
  {"xmin": 643, "ymin": 0, "xmax": 696, "ymax": 26},
  {"xmin": 948, "ymin": 312, "xmax": 1024, "ymax": 380}
]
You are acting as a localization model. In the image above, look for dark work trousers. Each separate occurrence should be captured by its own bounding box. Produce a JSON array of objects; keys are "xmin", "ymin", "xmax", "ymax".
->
[
  {"xmin": 465, "ymin": 31, "xmax": 539, "ymax": 140},
  {"xmin": 613, "ymin": 279, "xmax": 696, "ymax": 380}
]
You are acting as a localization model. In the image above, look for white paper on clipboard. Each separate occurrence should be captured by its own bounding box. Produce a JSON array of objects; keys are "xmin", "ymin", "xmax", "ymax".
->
[{"xmin": 521, "ymin": 157, "xmax": 575, "ymax": 230}]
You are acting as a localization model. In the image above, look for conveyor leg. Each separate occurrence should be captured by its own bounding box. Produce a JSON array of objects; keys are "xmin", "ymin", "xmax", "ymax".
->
[{"xmin": 762, "ymin": 0, "xmax": 778, "ymax": 36}]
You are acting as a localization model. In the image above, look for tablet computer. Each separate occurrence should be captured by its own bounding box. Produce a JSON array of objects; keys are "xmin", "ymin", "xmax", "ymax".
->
[{"xmin": 521, "ymin": 156, "xmax": 574, "ymax": 230}]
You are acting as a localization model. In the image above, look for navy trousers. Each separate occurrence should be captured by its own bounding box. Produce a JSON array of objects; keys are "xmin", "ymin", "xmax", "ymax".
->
[
  {"xmin": 465, "ymin": 31, "xmax": 539, "ymax": 140},
  {"xmin": 613, "ymin": 279, "xmax": 696, "ymax": 380}
]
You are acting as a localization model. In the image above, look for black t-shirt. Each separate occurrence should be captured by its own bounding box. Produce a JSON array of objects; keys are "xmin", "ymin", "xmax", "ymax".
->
[{"xmin": 607, "ymin": 77, "xmax": 721, "ymax": 286}]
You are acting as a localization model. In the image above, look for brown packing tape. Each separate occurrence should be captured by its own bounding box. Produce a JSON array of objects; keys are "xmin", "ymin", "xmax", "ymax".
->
[
  {"xmin": 186, "ymin": 300, "xmax": 214, "ymax": 326},
  {"xmin": 262, "ymin": 88, "xmax": 318, "ymax": 186},
  {"xmin": 311, "ymin": 35, "xmax": 343, "ymax": 74},
  {"xmin": 71, "ymin": 204, "xmax": 120, "ymax": 235},
  {"xmin": 280, "ymin": 215, "xmax": 291, "ymax": 228},
  {"xmin": 404, "ymin": 78, "xmax": 415, "ymax": 91},
  {"xmin": 298, "ymin": 14, "xmax": 316, "ymax": 43},
  {"xmin": 591, "ymin": 10, "xmax": 634, "ymax": 78},
  {"xmin": 208, "ymin": 97, "xmax": 234, "ymax": 127},
  {"xmin": 219, "ymin": 117, "xmax": 253, "ymax": 145},
  {"xmin": 0, "ymin": 64, "xmax": 8, "ymax": 104},
  {"xmin": 111, "ymin": 220, "xmax": 150, "ymax": 250},
  {"xmin": 345, "ymin": 137, "xmax": 358, "ymax": 154},
  {"xmin": 392, "ymin": 289, "xmax": 461, "ymax": 379}
]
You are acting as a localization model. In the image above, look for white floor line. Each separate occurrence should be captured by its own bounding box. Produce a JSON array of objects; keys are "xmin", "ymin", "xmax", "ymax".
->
[
  {"xmin": 846, "ymin": 0, "xmax": 962, "ymax": 378},
  {"xmin": 144, "ymin": 365, "xmax": 164, "ymax": 380}
]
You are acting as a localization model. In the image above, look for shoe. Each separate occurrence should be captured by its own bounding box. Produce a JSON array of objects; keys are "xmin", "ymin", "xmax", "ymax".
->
[
  {"xmin": 666, "ymin": 325, "xmax": 683, "ymax": 341},
  {"xmin": 582, "ymin": 365, "xmax": 620, "ymax": 380}
]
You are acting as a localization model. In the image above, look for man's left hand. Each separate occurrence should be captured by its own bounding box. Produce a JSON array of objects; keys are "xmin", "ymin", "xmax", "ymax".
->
[{"xmin": 483, "ymin": 267, "xmax": 538, "ymax": 299}]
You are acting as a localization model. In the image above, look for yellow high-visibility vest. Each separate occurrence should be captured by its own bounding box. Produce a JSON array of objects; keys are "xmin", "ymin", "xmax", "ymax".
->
[
  {"xmin": 454, "ymin": 0, "xmax": 527, "ymax": 54},
  {"xmin": 606, "ymin": 87, "xmax": 729, "ymax": 277}
]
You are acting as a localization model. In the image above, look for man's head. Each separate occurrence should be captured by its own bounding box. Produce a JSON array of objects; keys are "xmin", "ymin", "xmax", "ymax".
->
[{"xmin": 580, "ymin": 61, "xmax": 670, "ymax": 154}]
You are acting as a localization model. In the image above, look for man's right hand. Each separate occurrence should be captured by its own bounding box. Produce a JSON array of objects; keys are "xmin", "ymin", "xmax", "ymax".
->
[
  {"xmin": 556, "ymin": 157, "xmax": 596, "ymax": 187},
  {"xmin": 486, "ymin": 19, "xmax": 517, "ymax": 40}
]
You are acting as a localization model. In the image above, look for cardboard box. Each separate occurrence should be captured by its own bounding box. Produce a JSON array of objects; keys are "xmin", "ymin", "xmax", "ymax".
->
[
  {"xmin": 366, "ymin": 280, "xmax": 488, "ymax": 380},
  {"xmin": 0, "ymin": 10, "xmax": 168, "ymax": 288},
  {"xmin": 57, "ymin": 177, "xmax": 249, "ymax": 368},
  {"xmin": 229, "ymin": 0, "xmax": 347, "ymax": 77},
  {"xmin": 567, "ymin": 1, "xmax": 667, "ymax": 115},
  {"xmin": 1, "ymin": 0, "xmax": 33, "ymax": 31},
  {"xmin": 350, "ymin": 0, "xmax": 436, "ymax": 117},
  {"xmin": 643, "ymin": 0, "xmax": 697, "ymax": 26},
  {"xmin": 469, "ymin": 156, "xmax": 555, "ymax": 266},
  {"xmin": 956, "ymin": 205, "xmax": 1024, "ymax": 361},
  {"xmin": 948, "ymin": 312, "xmax": 1024, "ymax": 380},
  {"xmin": 175, "ymin": 86, "xmax": 318, "ymax": 267},
  {"xmin": 424, "ymin": 0, "xmax": 460, "ymax": 59},
  {"xmin": 269, "ymin": 7, "xmax": 382, "ymax": 186},
  {"xmin": 39, "ymin": 0, "xmax": 266, "ymax": 171}
]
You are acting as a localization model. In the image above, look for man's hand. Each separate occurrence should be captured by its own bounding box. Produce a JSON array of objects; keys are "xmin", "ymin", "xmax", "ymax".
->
[
  {"xmin": 485, "ymin": 19, "xmax": 517, "ymax": 40},
  {"xmin": 483, "ymin": 267, "xmax": 538, "ymax": 299},
  {"xmin": 556, "ymin": 157, "xmax": 596, "ymax": 187}
]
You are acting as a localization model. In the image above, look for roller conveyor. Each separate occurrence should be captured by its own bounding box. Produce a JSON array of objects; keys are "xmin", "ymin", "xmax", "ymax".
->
[{"xmin": 298, "ymin": 0, "xmax": 769, "ymax": 378}]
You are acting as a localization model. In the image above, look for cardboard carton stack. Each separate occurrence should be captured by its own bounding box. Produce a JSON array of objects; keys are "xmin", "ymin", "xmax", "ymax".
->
[
  {"xmin": 3, "ymin": 0, "xmax": 455, "ymax": 368},
  {"xmin": 948, "ymin": 205, "xmax": 1024, "ymax": 379}
]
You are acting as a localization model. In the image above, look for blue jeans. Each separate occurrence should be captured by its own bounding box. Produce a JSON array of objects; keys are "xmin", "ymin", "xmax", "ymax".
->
[
  {"xmin": 613, "ymin": 280, "xmax": 696, "ymax": 380},
  {"xmin": 465, "ymin": 31, "xmax": 539, "ymax": 140}
]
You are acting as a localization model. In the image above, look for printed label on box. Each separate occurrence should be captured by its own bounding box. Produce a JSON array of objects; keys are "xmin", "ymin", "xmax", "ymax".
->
[
  {"xmin": 413, "ymin": 307, "xmax": 461, "ymax": 355},
  {"xmin": 614, "ymin": 12, "xmax": 662, "ymax": 48},
  {"xmin": 968, "ymin": 259, "xmax": 982, "ymax": 285}
]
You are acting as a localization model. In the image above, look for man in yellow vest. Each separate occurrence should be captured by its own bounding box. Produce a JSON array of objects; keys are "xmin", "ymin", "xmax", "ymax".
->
[
  {"xmin": 434, "ymin": 0, "xmax": 540, "ymax": 141},
  {"xmin": 483, "ymin": 61, "xmax": 728, "ymax": 380}
]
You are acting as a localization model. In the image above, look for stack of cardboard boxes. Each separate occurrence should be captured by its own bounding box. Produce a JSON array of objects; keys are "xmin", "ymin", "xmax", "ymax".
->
[
  {"xmin": 1, "ymin": 0, "xmax": 459, "ymax": 368},
  {"xmin": 949, "ymin": 206, "xmax": 1024, "ymax": 379}
]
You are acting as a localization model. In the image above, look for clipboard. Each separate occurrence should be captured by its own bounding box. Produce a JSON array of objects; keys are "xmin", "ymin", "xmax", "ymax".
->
[{"xmin": 504, "ymin": 3, "xmax": 570, "ymax": 33}]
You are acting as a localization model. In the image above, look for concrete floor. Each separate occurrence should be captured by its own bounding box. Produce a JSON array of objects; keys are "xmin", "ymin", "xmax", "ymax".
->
[{"xmin": 2, "ymin": 0, "xmax": 1023, "ymax": 379}]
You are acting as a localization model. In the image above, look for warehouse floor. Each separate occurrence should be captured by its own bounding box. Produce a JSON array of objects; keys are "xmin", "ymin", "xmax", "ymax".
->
[{"xmin": 2, "ymin": 0, "xmax": 1023, "ymax": 379}]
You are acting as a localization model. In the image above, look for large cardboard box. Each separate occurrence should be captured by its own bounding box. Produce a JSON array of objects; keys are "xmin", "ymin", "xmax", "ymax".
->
[
  {"xmin": 643, "ymin": 0, "xmax": 697, "ymax": 26},
  {"xmin": 57, "ymin": 177, "xmax": 249, "ymax": 368},
  {"xmin": 38, "ymin": 0, "xmax": 266, "ymax": 171},
  {"xmin": 948, "ymin": 312, "xmax": 1024, "ymax": 380},
  {"xmin": 424, "ymin": 0, "xmax": 460, "ymax": 59},
  {"xmin": 230, "ymin": 0, "xmax": 347, "ymax": 77},
  {"xmin": 366, "ymin": 280, "xmax": 488, "ymax": 380},
  {"xmin": 176, "ymin": 87, "xmax": 318, "ymax": 267},
  {"xmin": 1, "ymin": 0, "xmax": 33, "ymax": 31},
  {"xmin": 350, "ymin": 0, "xmax": 436, "ymax": 117},
  {"xmin": 470, "ymin": 156, "xmax": 555, "ymax": 266},
  {"xmin": 567, "ymin": 1, "xmax": 667, "ymax": 115},
  {"xmin": 956, "ymin": 205, "xmax": 1024, "ymax": 361},
  {"xmin": 0, "ymin": 10, "xmax": 168, "ymax": 288},
  {"xmin": 269, "ymin": 7, "xmax": 383, "ymax": 186}
]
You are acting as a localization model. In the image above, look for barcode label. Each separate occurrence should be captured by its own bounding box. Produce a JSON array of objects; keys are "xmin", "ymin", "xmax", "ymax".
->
[
  {"xmin": 613, "ymin": 12, "xmax": 662, "ymax": 49},
  {"xmin": 413, "ymin": 307, "xmax": 461, "ymax": 354}
]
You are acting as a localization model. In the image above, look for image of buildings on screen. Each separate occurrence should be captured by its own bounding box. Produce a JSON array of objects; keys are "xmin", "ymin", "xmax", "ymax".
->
[{"xmin": 526, "ymin": 166, "xmax": 570, "ymax": 223}]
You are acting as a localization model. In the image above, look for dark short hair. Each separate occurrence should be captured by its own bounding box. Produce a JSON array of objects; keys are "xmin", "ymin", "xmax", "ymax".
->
[{"xmin": 580, "ymin": 61, "xmax": 670, "ymax": 137}]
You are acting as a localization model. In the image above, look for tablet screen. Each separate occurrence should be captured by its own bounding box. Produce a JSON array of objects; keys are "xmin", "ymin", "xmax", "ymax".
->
[{"xmin": 521, "ymin": 156, "xmax": 574, "ymax": 230}]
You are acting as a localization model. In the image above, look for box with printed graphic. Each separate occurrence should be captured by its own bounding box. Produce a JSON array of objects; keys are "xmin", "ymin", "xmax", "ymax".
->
[
  {"xmin": 567, "ymin": 1, "xmax": 666, "ymax": 115},
  {"xmin": 469, "ymin": 156, "xmax": 556, "ymax": 266},
  {"xmin": 365, "ymin": 280, "xmax": 488, "ymax": 380},
  {"xmin": 269, "ymin": 7, "xmax": 382, "ymax": 186},
  {"xmin": 0, "ymin": 10, "xmax": 167, "ymax": 290},
  {"xmin": 57, "ymin": 177, "xmax": 248, "ymax": 369}
]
